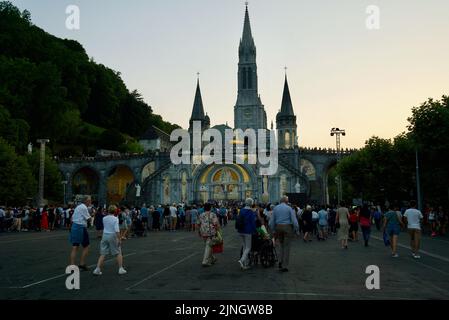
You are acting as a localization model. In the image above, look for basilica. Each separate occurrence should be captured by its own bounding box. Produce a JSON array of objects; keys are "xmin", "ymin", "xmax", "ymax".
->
[
  {"xmin": 143, "ymin": 5, "xmax": 307, "ymax": 205},
  {"xmin": 59, "ymin": 5, "xmax": 345, "ymax": 207}
]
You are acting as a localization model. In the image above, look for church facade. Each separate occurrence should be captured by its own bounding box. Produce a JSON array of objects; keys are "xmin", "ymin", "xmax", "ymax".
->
[
  {"xmin": 143, "ymin": 6, "xmax": 313, "ymax": 205},
  {"xmin": 59, "ymin": 6, "xmax": 351, "ymax": 207}
]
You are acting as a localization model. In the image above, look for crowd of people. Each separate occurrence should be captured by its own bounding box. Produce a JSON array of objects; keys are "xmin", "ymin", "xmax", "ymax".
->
[{"xmin": 1, "ymin": 197, "xmax": 448, "ymax": 276}]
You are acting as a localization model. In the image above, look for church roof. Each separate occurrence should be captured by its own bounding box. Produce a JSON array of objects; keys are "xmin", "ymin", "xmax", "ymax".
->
[
  {"xmin": 279, "ymin": 75, "xmax": 294, "ymax": 116},
  {"xmin": 212, "ymin": 124, "xmax": 232, "ymax": 131},
  {"xmin": 190, "ymin": 79, "xmax": 205, "ymax": 120}
]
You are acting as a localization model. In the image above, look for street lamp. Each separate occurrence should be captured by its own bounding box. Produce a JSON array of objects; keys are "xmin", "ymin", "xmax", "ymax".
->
[
  {"xmin": 415, "ymin": 148, "xmax": 422, "ymax": 211},
  {"xmin": 36, "ymin": 139, "xmax": 50, "ymax": 207},
  {"xmin": 330, "ymin": 128, "xmax": 346, "ymax": 204},
  {"xmin": 62, "ymin": 180, "xmax": 68, "ymax": 207}
]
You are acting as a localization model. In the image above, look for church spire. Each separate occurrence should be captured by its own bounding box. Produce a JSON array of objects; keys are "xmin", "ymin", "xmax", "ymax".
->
[
  {"xmin": 241, "ymin": 3, "xmax": 255, "ymax": 48},
  {"xmin": 276, "ymin": 72, "xmax": 297, "ymax": 149},
  {"xmin": 189, "ymin": 77, "xmax": 209, "ymax": 131},
  {"xmin": 190, "ymin": 78, "xmax": 205, "ymax": 120},
  {"xmin": 234, "ymin": 3, "xmax": 266, "ymax": 130},
  {"xmin": 280, "ymin": 74, "xmax": 294, "ymax": 116}
]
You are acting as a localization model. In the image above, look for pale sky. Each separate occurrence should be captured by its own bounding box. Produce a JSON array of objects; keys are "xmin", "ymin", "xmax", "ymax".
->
[{"xmin": 10, "ymin": 0, "xmax": 449, "ymax": 148}]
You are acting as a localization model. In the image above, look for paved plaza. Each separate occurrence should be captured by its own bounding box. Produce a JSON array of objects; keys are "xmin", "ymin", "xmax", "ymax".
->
[{"xmin": 1, "ymin": 226, "xmax": 449, "ymax": 300}]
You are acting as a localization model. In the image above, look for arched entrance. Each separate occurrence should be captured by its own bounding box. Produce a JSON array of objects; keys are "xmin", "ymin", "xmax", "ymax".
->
[
  {"xmin": 324, "ymin": 161, "xmax": 339, "ymax": 205},
  {"xmin": 194, "ymin": 164, "xmax": 253, "ymax": 203},
  {"xmin": 72, "ymin": 167, "xmax": 99, "ymax": 201},
  {"xmin": 107, "ymin": 165, "xmax": 135, "ymax": 204},
  {"xmin": 141, "ymin": 161, "xmax": 155, "ymax": 183}
]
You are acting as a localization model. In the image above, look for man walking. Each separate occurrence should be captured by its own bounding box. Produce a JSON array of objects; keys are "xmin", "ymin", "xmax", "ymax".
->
[
  {"xmin": 269, "ymin": 196, "xmax": 299, "ymax": 272},
  {"xmin": 404, "ymin": 200, "xmax": 423, "ymax": 259},
  {"xmin": 236, "ymin": 198, "xmax": 257, "ymax": 271},
  {"xmin": 69, "ymin": 195, "xmax": 92, "ymax": 270}
]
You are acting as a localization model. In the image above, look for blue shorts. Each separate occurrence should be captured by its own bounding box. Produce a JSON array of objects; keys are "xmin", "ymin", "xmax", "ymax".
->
[
  {"xmin": 386, "ymin": 224, "xmax": 400, "ymax": 236},
  {"xmin": 70, "ymin": 223, "xmax": 90, "ymax": 247}
]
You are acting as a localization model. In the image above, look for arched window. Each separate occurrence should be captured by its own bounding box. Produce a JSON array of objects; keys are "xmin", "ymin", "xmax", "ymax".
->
[
  {"xmin": 247, "ymin": 67, "xmax": 252, "ymax": 89},
  {"xmin": 284, "ymin": 131, "xmax": 291, "ymax": 149}
]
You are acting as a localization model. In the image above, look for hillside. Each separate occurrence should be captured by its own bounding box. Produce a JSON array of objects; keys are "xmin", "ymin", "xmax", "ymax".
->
[{"xmin": 0, "ymin": 1, "xmax": 179, "ymax": 157}]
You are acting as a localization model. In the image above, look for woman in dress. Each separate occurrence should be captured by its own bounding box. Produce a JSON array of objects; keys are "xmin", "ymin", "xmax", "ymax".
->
[
  {"xmin": 41, "ymin": 206, "xmax": 49, "ymax": 232},
  {"xmin": 197, "ymin": 203, "xmax": 220, "ymax": 267},
  {"xmin": 336, "ymin": 201, "xmax": 350, "ymax": 249}
]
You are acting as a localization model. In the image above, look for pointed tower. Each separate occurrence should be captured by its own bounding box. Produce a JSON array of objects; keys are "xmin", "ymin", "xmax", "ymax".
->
[
  {"xmin": 276, "ymin": 74, "xmax": 297, "ymax": 149},
  {"xmin": 234, "ymin": 4, "xmax": 267, "ymax": 130},
  {"xmin": 189, "ymin": 78, "xmax": 209, "ymax": 132}
]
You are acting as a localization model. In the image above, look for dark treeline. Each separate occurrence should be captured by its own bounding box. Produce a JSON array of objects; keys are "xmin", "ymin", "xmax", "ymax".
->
[
  {"xmin": 0, "ymin": 1, "xmax": 179, "ymax": 157},
  {"xmin": 338, "ymin": 96, "xmax": 449, "ymax": 208},
  {"xmin": 0, "ymin": 1, "xmax": 179, "ymax": 204}
]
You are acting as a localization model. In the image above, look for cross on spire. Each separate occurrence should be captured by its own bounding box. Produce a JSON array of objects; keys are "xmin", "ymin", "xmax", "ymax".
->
[{"xmin": 284, "ymin": 66, "xmax": 288, "ymax": 77}]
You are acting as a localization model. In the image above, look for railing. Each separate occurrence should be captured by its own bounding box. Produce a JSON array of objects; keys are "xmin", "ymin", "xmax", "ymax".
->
[
  {"xmin": 57, "ymin": 151, "xmax": 170, "ymax": 163},
  {"xmin": 299, "ymin": 147, "xmax": 357, "ymax": 155}
]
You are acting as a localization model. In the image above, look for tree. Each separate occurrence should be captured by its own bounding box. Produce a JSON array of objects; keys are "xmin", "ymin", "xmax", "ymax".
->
[
  {"xmin": 0, "ymin": 1, "xmax": 179, "ymax": 155},
  {"xmin": 0, "ymin": 104, "xmax": 30, "ymax": 152},
  {"xmin": 98, "ymin": 129, "xmax": 125, "ymax": 151},
  {"xmin": 338, "ymin": 137, "xmax": 408, "ymax": 204},
  {"xmin": 0, "ymin": 137, "xmax": 36, "ymax": 205},
  {"xmin": 407, "ymin": 96, "xmax": 449, "ymax": 205}
]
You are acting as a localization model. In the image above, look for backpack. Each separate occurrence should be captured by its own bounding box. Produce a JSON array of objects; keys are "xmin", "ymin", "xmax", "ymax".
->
[{"xmin": 235, "ymin": 212, "xmax": 245, "ymax": 231}]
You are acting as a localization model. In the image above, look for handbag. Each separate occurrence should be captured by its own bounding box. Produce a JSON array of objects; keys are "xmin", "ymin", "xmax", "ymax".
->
[
  {"xmin": 211, "ymin": 230, "xmax": 223, "ymax": 246},
  {"xmin": 335, "ymin": 222, "xmax": 340, "ymax": 229},
  {"xmin": 212, "ymin": 242, "xmax": 224, "ymax": 254}
]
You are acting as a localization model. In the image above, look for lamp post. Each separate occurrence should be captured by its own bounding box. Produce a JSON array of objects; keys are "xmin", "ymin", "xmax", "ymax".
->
[
  {"xmin": 62, "ymin": 180, "xmax": 68, "ymax": 207},
  {"xmin": 36, "ymin": 139, "xmax": 50, "ymax": 207},
  {"xmin": 415, "ymin": 148, "xmax": 422, "ymax": 211},
  {"xmin": 330, "ymin": 128, "xmax": 346, "ymax": 204}
]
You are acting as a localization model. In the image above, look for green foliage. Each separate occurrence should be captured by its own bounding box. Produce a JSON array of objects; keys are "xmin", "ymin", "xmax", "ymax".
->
[
  {"xmin": 0, "ymin": 1, "xmax": 178, "ymax": 155},
  {"xmin": 119, "ymin": 141, "xmax": 144, "ymax": 154},
  {"xmin": 408, "ymin": 96, "xmax": 449, "ymax": 205},
  {"xmin": 98, "ymin": 129, "xmax": 126, "ymax": 150},
  {"xmin": 0, "ymin": 137, "xmax": 36, "ymax": 205},
  {"xmin": 0, "ymin": 104, "xmax": 30, "ymax": 153},
  {"xmin": 339, "ymin": 96, "xmax": 449, "ymax": 206},
  {"xmin": 26, "ymin": 150, "xmax": 63, "ymax": 202}
]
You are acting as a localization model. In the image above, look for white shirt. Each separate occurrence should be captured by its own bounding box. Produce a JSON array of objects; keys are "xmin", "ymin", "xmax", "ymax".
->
[
  {"xmin": 72, "ymin": 203, "xmax": 91, "ymax": 226},
  {"xmin": 0, "ymin": 209, "xmax": 5, "ymax": 218},
  {"xmin": 404, "ymin": 208, "xmax": 423, "ymax": 230},
  {"xmin": 103, "ymin": 215, "xmax": 120, "ymax": 234},
  {"xmin": 312, "ymin": 211, "xmax": 319, "ymax": 220},
  {"xmin": 169, "ymin": 206, "xmax": 177, "ymax": 218}
]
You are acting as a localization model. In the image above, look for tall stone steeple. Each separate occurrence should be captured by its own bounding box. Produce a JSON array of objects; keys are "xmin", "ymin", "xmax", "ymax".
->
[
  {"xmin": 234, "ymin": 4, "xmax": 267, "ymax": 130},
  {"xmin": 189, "ymin": 78, "xmax": 209, "ymax": 132},
  {"xmin": 276, "ymin": 74, "xmax": 297, "ymax": 149}
]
